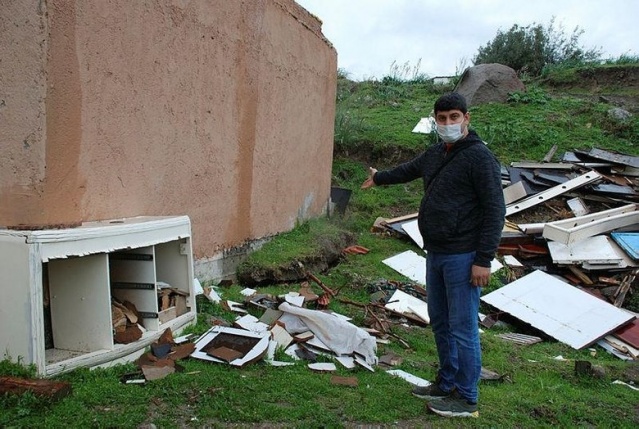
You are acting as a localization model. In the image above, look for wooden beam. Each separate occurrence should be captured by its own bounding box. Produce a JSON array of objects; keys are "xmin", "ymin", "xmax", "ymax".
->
[{"xmin": 0, "ymin": 376, "xmax": 72, "ymax": 401}]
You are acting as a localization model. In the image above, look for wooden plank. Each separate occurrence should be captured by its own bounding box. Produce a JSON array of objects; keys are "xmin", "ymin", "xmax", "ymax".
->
[
  {"xmin": 568, "ymin": 266, "xmax": 594, "ymax": 285},
  {"xmin": 384, "ymin": 212, "xmax": 418, "ymax": 224},
  {"xmin": 614, "ymin": 269, "xmax": 638, "ymax": 307},
  {"xmin": 158, "ymin": 306, "xmax": 177, "ymax": 324},
  {"xmin": 0, "ymin": 376, "xmax": 72, "ymax": 401},
  {"xmin": 612, "ymin": 165, "xmax": 639, "ymax": 177},
  {"xmin": 542, "ymin": 144, "xmax": 559, "ymax": 163},
  {"xmin": 506, "ymin": 171, "xmax": 602, "ymax": 217}
]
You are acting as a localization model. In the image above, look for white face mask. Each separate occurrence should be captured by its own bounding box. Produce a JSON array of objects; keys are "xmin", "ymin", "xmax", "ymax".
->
[{"xmin": 436, "ymin": 122, "xmax": 464, "ymax": 143}]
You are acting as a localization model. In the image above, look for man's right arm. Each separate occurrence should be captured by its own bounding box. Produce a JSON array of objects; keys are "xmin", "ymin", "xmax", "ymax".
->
[
  {"xmin": 372, "ymin": 153, "xmax": 426, "ymax": 186},
  {"xmin": 360, "ymin": 167, "xmax": 378, "ymax": 189}
]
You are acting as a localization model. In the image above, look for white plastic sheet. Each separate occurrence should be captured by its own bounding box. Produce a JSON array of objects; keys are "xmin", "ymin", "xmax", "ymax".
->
[{"xmin": 278, "ymin": 302, "xmax": 378, "ymax": 365}]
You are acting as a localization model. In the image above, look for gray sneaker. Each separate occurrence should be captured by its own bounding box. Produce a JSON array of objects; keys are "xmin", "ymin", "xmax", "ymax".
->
[
  {"xmin": 411, "ymin": 383, "xmax": 451, "ymax": 400},
  {"xmin": 427, "ymin": 390, "xmax": 479, "ymax": 418}
]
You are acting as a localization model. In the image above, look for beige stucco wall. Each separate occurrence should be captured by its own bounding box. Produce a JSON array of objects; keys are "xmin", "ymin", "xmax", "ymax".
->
[{"xmin": 0, "ymin": 0, "xmax": 336, "ymax": 263}]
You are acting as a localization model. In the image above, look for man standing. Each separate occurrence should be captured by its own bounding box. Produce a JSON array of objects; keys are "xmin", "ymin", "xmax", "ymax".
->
[{"xmin": 361, "ymin": 92, "xmax": 505, "ymax": 418}]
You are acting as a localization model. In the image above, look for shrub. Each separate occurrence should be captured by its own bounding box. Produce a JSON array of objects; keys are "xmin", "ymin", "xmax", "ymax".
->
[{"xmin": 474, "ymin": 17, "xmax": 602, "ymax": 77}]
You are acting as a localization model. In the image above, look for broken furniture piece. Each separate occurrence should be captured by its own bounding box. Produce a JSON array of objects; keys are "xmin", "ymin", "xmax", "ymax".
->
[
  {"xmin": 0, "ymin": 216, "xmax": 196, "ymax": 376},
  {"xmin": 191, "ymin": 326, "xmax": 270, "ymax": 367},
  {"xmin": 542, "ymin": 203, "xmax": 639, "ymax": 245},
  {"xmin": 481, "ymin": 270, "xmax": 634, "ymax": 349}
]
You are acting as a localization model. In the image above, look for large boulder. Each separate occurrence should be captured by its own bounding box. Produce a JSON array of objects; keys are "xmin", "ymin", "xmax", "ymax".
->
[{"xmin": 454, "ymin": 63, "xmax": 525, "ymax": 106}]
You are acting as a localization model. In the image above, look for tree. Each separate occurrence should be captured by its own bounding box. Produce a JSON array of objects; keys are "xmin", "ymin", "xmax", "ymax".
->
[{"xmin": 473, "ymin": 18, "xmax": 602, "ymax": 76}]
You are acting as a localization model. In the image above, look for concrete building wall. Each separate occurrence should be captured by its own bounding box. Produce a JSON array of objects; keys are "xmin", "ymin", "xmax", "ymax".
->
[{"xmin": 0, "ymin": 0, "xmax": 336, "ymax": 276}]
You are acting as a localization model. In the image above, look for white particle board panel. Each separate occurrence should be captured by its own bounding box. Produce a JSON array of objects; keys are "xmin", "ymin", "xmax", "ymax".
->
[
  {"xmin": 582, "ymin": 238, "xmax": 639, "ymax": 270},
  {"xmin": 385, "ymin": 289, "xmax": 430, "ymax": 323},
  {"xmin": 547, "ymin": 235, "xmax": 639, "ymax": 270},
  {"xmin": 0, "ymin": 235, "xmax": 39, "ymax": 365},
  {"xmin": 543, "ymin": 209, "xmax": 639, "ymax": 245},
  {"xmin": 382, "ymin": 250, "xmax": 426, "ymax": 285},
  {"xmin": 45, "ymin": 312, "xmax": 194, "ymax": 376},
  {"xmin": 547, "ymin": 235, "xmax": 624, "ymax": 265},
  {"xmin": 155, "ymin": 239, "xmax": 192, "ymax": 294},
  {"xmin": 491, "ymin": 259, "xmax": 503, "ymax": 272},
  {"xmin": 48, "ymin": 254, "xmax": 113, "ymax": 353},
  {"xmin": 109, "ymin": 247, "xmax": 155, "ymax": 282},
  {"xmin": 25, "ymin": 216, "xmax": 191, "ymax": 262},
  {"xmin": 481, "ymin": 270, "xmax": 635, "ymax": 349}
]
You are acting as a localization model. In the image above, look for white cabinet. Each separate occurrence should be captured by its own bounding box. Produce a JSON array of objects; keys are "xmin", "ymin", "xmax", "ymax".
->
[{"xmin": 0, "ymin": 216, "xmax": 196, "ymax": 376}]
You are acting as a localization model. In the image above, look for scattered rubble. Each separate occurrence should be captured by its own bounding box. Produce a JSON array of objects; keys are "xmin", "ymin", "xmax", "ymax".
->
[
  {"xmin": 113, "ymin": 147, "xmax": 639, "ymax": 392},
  {"xmin": 375, "ymin": 146, "xmax": 639, "ymax": 360}
]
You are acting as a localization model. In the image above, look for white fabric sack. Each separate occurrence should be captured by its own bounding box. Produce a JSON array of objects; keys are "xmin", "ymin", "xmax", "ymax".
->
[{"xmin": 278, "ymin": 302, "xmax": 378, "ymax": 365}]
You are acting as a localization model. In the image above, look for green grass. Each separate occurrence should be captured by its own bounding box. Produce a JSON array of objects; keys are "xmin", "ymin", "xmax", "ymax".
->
[
  {"xmin": 3, "ymin": 302, "xmax": 637, "ymax": 428},
  {"xmin": 3, "ymin": 64, "xmax": 639, "ymax": 428}
]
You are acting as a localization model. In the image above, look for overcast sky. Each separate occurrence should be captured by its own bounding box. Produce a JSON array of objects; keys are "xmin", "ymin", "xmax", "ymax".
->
[{"xmin": 296, "ymin": 0, "xmax": 639, "ymax": 81}]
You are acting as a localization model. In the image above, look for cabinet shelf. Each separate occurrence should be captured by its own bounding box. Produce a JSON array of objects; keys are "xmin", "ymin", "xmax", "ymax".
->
[
  {"xmin": 0, "ymin": 216, "xmax": 196, "ymax": 376},
  {"xmin": 111, "ymin": 282, "xmax": 156, "ymax": 290}
]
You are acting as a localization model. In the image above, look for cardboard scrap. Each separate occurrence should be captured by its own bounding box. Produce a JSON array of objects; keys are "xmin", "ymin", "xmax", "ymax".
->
[
  {"xmin": 207, "ymin": 346, "xmax": 245, "ymax": 362},
  {"xmin": 330, "ymin": 375, "xmax": 358, "ymax": 387}
]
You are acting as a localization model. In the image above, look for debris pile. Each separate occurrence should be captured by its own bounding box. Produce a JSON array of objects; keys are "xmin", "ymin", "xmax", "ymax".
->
[
  {"xmin": 118, "ymin": 146, "xmax": 639, "ymax": 391},
  {"xmin": 376, "ymin": 146, "xmax": 639, "ymax": 360},
  {"xmin": 142, "ymin": 258, "xmax": 454, "ymax": 391},
  {"xmin": 192, "ymin": 269, "xmax": 384, "ymax": 371}
]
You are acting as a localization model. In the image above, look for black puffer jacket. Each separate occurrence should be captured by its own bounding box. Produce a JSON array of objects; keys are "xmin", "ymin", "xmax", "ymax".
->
[{"xmin": 374, "ymin": 130, "xmax": 505, "ymax": 267}]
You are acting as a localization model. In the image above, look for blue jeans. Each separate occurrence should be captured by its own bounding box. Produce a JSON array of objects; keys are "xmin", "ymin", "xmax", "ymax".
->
[{"xmin": 426, "ymin": 251, "xmax": 481, "ymax": 403}]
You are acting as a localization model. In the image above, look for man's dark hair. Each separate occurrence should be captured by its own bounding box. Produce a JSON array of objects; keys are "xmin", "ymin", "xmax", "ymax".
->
[{"xmin": 434, "ymin": 92, "xmax": 468, "ymax": 114}]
